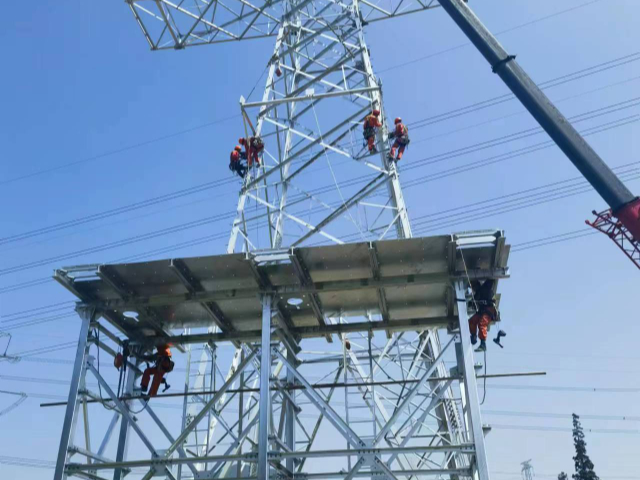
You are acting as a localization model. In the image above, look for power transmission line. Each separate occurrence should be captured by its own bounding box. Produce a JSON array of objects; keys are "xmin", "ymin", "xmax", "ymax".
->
[
  {"xmin": 491, "ymin": 424, "xmax": 639, "ymax": 435},
  {"xmin": 483, "ymin": 410, "xmax": 640, "ymax": 422},
  {"xmin": 0, "ymin": 107, "xmax": 636, "ymax": 279},
  {"xmin": 378, "ymin": 0, "xmax": 605, "ymax": 73},
  {"xmin": 0, "ymin": 51, "xmax": 634, "ymax": 267},
  {"xmin": 0, "ymin": 114, "xmax": 240, "ymax": 188}
]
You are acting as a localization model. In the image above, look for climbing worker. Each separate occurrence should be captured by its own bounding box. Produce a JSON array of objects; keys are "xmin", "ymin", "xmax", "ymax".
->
[
  {"xmin": 140, "ymin": 344, "xmax": 174, "ymax": 398},
  {"xmin": 363, "ymin": 109, "xmax": 382, "ymax": 154},
  {"xmin": 229, "ymin": 145, "xmax": 247, "ymax": 178},
  {"xmin": 239, "ymin": 136, "xmax": 264, "ymax": 168},
  {"xmin": 468, "ymin": 279, "xmax": 499, "ymax": 352},
  {"xmin": 388, "ymin": 117, "xmax": 410, "ymax": 161}
]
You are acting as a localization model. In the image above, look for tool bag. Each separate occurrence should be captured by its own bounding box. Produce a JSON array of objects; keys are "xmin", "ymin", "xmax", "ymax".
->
[
  {"xmin": 251, "ymin": 136, "xmax": 264, "ymax": 150},
  {"xmin": 363, "ymin": 126, "xmax": 375, "ymax": 139},
  {"xmin": 396, "ymin": 125, "xmax": 410, "ymax": 145}
]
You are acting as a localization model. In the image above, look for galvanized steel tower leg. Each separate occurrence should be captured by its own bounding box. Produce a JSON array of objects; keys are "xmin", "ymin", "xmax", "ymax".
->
[
  {"xmin": 113, "ymin": 358, "xmax": 140, "ymax": 480},
  {"xmin": 285, "ymin": 349, "xmax": 297, "ymax": 473},
  {"xmin": 258, "ymin": 295, "xmax": 273, "ymax": 479},
  {"xmin": 53, "ymin": 306, "xmax": 94, "ymax": 480},
  {"xmin": 454, "ymin": 280, "xmax": 490, "ymax": 480}
]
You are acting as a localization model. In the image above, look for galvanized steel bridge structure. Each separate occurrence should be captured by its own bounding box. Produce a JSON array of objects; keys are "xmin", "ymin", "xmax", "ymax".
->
[{"xmin": 52, "ymin": 1, "xmax": 512, "ymax": 479}]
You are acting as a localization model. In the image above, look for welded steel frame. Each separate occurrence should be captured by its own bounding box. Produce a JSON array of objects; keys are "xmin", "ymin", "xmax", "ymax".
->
[
  {"xmin": 51, "ymin": 0, "xmax": 510, "ymax": 478},
  {"xmin": 126, "ymin": 0, "xmax": 440, "ymax": 50},
  {"xmin": 53, "ymin": 232, "xmax": 503, "ymax": 480}
]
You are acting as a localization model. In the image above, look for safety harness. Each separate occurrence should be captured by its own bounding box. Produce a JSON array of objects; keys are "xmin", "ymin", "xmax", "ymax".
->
[
  {"xmin": 396, "ymin": 124, "xmax": 410, "ymax": 145},
  {"xmin": 250, "ymin": 136, "xmax": 264, "ymax": 151}
]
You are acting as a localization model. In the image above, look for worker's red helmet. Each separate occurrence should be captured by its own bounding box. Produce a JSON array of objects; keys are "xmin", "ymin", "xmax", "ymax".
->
[
  {"xmin": 372, "ymin": 109, "xmax": 380, "ymax": 116},
  {"xmin": 235, "ymin": 145, "xmax": 242, "ymax": 151},
  {"xmin": 394, "ymin": 117, "xmax": 402, "ymax": 124},
  {"xmin": 239, "ymin": 137, "xmax": 246, "ymax": 145}
]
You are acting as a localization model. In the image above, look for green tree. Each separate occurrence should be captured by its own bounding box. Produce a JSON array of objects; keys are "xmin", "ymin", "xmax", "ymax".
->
[
  {"xmin": 572, "ymin": 414, "xmax": 599, "ymax": 480},
  {"xmin": 558, "ymin": 472, "xmax": 568, "ymax": 480}
]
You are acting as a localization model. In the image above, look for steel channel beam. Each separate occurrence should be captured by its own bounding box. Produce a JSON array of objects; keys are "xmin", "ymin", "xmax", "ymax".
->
[
  {"xmin": 257, "ymin": 295, "xmax": 273, "ymax": 479},
  {"xmin": 93, "ymin": 267, "xmax": 508, "ymax": 310},
  {"xmin": 454, "ymin": 280, "xmax": 490, "ymax": 480},
  {"xmin": 53, "ymin": 307, "xmax": 93, "ymax": 480},
  {"xmin": 67, "ymin": 444, "xmax": 475, "ymax": 471},
  {"xmin": 129, "ymin": 317, "xmax": 454, "ymax": 347},
  {"xmin": 112, "ymin": 359, "xmax": 139, "ymax": 480}
]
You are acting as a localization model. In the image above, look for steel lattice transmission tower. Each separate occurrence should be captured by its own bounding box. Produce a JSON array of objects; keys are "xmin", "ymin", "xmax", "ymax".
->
[
  {"xmin": 521, "ymin": 460, "xmax": 534, "ymax": 480},
  {"xmin": 50, "ymin": 2, "xmax": 512, "ymax": 480}
]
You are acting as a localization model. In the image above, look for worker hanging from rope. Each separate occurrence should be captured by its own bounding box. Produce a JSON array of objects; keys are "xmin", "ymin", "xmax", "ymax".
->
[
  {"xmin": 388, "ymin": 117, "xmax": 410, "ymax": 161},
  {"xmin": 468, "ymin": 279, "xmax": 499, "ymax": 352},
  {"xmin": 140, "ymin": 344, "xmax": 174, "ymax": 397},
  {"xmin": 229, "ymin": 145, "xmax": 248, "ymax": 178},
  {"xmin": 239, "ymin": 136, "xmax": 264, "ymax": 168},
  {"xmin": 363, "ymin": 108, "xmax": 382, "ymax": 154}
]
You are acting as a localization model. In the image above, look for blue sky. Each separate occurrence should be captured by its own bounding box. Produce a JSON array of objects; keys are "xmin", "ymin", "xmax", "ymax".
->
[{"xmin": 1, "ymin": 0, "xmax": 639, "ymax": 478}]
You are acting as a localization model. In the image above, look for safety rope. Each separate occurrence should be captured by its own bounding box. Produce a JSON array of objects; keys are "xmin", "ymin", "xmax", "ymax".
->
[
  {"xmin": 311, "ymin": 103, "xmax": 367, "ymax": 241},
  {"xmin": 459, "ymin": 247, "xmax": 478, "ymax": 312},
  {"xmin": 95, "ymin": 328, "xmax": 117, "ymax": 411},
  {"xmin": 481, "ymin": 349, "xmax": 488, "ymax": 405},
  {"xmin": 247, "ymin": 64, "xmax": 270, "ymax": 101},
  {"xmin": 460, "ymin": 246, "xmax": 489, "ymax": 404}
]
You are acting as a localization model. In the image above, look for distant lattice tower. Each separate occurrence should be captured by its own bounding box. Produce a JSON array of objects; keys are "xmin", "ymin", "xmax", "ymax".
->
[{"xmin": 522, "ymin": 459, "xmax": 535, "ymax": 480}]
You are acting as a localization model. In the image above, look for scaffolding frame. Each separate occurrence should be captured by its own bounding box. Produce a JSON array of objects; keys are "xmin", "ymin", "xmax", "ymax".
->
[
  {"xmin": 52, "ymin": 1, "xmax": 512, "ymax": 479},
  {"xmin": 52, "ymin": 232, "xmax": 509, "ymax": 480}
]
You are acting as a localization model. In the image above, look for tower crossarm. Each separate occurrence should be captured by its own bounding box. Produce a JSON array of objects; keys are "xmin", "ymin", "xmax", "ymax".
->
[{"xmin": 126, "ymin": 0, "xmax": 441, "ymax": 49}]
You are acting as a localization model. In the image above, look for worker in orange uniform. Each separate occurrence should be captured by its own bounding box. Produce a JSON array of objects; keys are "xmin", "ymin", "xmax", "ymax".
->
[
  {"xmin": 140, "ymin": 344, "xmax": 174, "ymax": 397},
  {"xmin": 388, "ymin": 117, "xmax": 410, "ymax": 161},
  {"xmin": 468, "ymin": 279, "xmax": 498, "ymax": 352},
  {"xmin": 239, "ymin": 136, "xmax": 264, "ymax": 168},
  {"xmin": 229, "ymin": 145, "xmax": 247, "ymax": 178},
  {"xmin": 363, "ymin": 109, "xmax": 382, "ymax": 154}
]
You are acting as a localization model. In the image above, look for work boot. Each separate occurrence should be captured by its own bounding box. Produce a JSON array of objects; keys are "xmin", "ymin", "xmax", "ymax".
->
[
  {"xmin": 475, "ymin": 340, "xmax": 487, "ymax": 352},
  {"xmin": 470, "ymin": 334, "xmax": 477, "ymax": 345}
]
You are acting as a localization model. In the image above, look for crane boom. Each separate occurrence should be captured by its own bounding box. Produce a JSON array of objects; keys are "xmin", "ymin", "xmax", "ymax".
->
[{"xmin": 438, "ymin": 0, "xmax": 640, "ymax": 268}]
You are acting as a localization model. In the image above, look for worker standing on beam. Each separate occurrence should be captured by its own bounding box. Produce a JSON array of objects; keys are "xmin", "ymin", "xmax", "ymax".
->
[
  {"xmin": 229, "ymin": 145, "xmax": 248, "ymax": 178},
  {"xmin": 239, "ymin": 135, "xmax": 264, "ymax": 168},
  {"xmin": 388, "ymin": 117, "xmax": 410, "ymax": 161},
  {"xmin": 363, "ymin": 109, "xmax": 382, "ymax": 154},
  {"xmin": 140, "ymin": 344, "xmax": 174, "ymax": 397},
  {"xmin": 468, "ymin": 279, "xmax": 498, "ymax": 352}
]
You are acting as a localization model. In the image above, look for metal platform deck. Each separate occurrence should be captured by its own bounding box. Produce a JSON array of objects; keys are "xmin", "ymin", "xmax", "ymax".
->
[{"xmin": 54, "ymin": 232, "xmax": 509, "ymax": 346}]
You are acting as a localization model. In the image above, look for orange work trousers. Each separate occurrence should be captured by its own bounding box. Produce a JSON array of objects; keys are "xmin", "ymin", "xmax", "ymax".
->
[
  {"xmin": 469, "ymin": 312, "xmax": 491, "ymax": 341},
  {"xmin": 390, "ymin": 141, "xmax": 406, "ymax": 160},
  {"xmin": 246, "ymin": 146, "xmax": 262, "ymax": 167},
  {"xmin": 367, "ymin": 135, "xmax": 376, "ymax": 152},
  {"xmin": 141, "ymin": 366, "xmax": 166, "ymax": 397}
]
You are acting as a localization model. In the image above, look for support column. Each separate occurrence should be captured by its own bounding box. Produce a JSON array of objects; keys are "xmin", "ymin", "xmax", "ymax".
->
[
  {"xmin": 258, "ymin": 294, "xmax": 273, "ymax": 479},
  {"xmin": 454, "ymin": 280, "xmax": 490, "ymax": 480},
  {"xmin": 54, "ymin": 305, "xmax": 94, "ymax": 480},
  {"xmin": 177, "ymin": 340, "xmax": 192, "ymax": 480},
  {"xmin": 113, "ymin": 358, "xmax": 140, "ymax": 480},
  {"xmin": 285, "ymin": 348, "xmax": 297, "ymax": 472}
]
